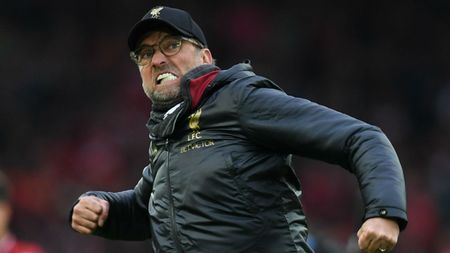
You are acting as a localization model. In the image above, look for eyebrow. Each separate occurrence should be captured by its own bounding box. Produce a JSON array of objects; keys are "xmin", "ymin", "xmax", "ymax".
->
[
  {"xmin": 136, "ymin": 44, "xmax": 155, "ymax": 52},
  {"xmin": 138, "ymin": 34, "xmax": 174, "ymax": 49}
]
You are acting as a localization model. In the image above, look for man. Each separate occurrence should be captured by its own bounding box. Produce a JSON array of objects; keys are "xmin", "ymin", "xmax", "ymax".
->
[
  {"xmin": 0, "ymin": 171, "xmax": 45, "ymax": 253},
  {"xmin": 70, "ymin": 6, "xmax": 407, "ymax": 253}
]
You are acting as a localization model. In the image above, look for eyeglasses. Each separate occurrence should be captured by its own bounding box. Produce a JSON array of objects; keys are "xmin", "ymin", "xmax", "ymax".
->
[{"xmin": 130, "ymin": 35, "xmax": 205, "ymax": 66}]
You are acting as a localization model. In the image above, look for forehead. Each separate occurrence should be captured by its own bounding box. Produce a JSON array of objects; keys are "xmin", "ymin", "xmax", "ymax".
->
[
  {"xmin": 138, "ymin": 31, "xmax": 169, "ymax": 46},
  {"xmin": 139, "ymin": 26, "xmax": 182, "ymax": 46}
]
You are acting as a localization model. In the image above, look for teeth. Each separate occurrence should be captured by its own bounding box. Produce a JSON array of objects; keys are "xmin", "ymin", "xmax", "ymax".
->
[{"xmin": 157, "ymin": 73, "xmax": 177, "ymax": 84}]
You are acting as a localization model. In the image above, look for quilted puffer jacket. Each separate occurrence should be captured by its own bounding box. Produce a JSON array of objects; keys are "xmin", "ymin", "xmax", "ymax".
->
[{"xmin": 79, "ymin": 63, "xmax": 407, "ymax": 253}]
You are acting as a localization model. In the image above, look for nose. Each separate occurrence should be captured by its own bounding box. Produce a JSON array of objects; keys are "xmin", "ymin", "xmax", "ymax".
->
[{"xmin": 151, "ymin": 49, "xmax": 167, "ymax": 66}]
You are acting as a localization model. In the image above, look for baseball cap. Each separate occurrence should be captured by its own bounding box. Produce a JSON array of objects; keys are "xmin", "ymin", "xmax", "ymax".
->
[{"xmin": 128, "ymin": 6, "xmax": 207, "ymax": 51}]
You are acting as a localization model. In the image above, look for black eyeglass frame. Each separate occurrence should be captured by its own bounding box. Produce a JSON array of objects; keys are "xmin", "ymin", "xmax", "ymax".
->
[{"xmin": 129, "ymin": 35, "xmax": 205, "ymax": 66}]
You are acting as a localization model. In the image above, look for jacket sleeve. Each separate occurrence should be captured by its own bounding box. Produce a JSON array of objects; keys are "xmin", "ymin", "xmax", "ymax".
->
[
  {"xmin": 237, "ymin": 84, "xmax": 408, "ymax": 230},
  {"xmin": 74, "ymin": 165, "xmax": 153, "ymax": 240}
]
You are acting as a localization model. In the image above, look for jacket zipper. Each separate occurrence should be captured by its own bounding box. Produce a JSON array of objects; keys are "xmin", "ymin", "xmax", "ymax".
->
[{"xmin": 165, "ymin": 139, "xmax": 183, "ymax": 253}]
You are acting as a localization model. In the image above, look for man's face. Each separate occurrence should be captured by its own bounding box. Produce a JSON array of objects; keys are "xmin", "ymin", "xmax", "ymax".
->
[{"xmin": 137, "ymin": 31, "xmax": 212, "ymax": 103}]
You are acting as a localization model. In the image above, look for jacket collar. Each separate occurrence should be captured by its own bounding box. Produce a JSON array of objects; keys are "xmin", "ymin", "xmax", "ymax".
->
[
  {"xmin": 179, "ymin": 62, "xmax": 257, "ymax": 112},
  {"xmin": 180, "ymin": 64, "xmax": 220, "ymax": 111}
]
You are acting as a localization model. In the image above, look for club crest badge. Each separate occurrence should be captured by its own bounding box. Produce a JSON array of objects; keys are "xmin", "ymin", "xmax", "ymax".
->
[
  {"xmin": 188, "ymin": 109, "xmax": 202, "ymax": 132},
  {"xmin": 181, "ymin": 108, "xmax": 215, "ymax": 153},
  {"xmin": 150, "ymin": 7, "xmax": 163, "ymax": 19}
]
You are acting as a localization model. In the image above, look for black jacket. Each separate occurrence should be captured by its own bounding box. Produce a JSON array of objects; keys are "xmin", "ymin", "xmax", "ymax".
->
[{"xmin": 81, "ymin": 63, "xmax": 407, "ymax": 253}]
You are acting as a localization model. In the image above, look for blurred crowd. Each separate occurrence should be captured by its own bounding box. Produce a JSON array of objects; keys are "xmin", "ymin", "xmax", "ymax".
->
[{"xmin": 1, "ymin": 0, "xmax": 449, "ymax": 252}]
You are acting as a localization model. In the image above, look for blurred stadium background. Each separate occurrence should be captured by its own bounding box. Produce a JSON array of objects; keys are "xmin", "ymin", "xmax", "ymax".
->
[{"xmin": 1, "ymin": 0, "xmax": 449, "ymax": 252}]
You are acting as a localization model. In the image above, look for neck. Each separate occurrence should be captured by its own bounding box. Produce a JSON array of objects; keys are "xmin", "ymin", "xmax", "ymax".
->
[{"xmin": 151, "ymin": 96, "xmax": 183, "ymax": 112}]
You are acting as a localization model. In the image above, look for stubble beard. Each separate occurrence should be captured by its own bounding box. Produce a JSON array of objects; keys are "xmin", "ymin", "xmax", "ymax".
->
[{"xmin": 145, "ymin": 82, "xmax": 182, "ymax": 107}]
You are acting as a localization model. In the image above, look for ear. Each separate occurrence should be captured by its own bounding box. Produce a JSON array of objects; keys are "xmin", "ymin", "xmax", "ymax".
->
[{"xmin": 200, "ymin": 48, "xmax": 213, "ymax": 64}]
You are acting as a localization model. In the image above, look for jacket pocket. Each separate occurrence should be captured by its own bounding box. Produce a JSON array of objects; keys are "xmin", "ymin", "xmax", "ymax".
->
[{"xmin": 224, "ymin": 153, "xmax": 260, "ymax": 214}]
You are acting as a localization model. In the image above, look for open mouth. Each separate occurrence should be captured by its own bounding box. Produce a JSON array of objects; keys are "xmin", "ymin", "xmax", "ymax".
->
[{"xmin": 156, "ymin": 72, "xmax": 178, "ymax": 85}]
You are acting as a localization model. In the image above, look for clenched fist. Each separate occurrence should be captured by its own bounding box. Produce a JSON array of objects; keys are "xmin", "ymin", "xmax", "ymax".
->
[
  {"xmin": 357, "ymin": 217, "xmax": 399, "ymax": 253},
  {"xmin": 71, "ymin": 195, "xmax": 110, "ymax": 234}
]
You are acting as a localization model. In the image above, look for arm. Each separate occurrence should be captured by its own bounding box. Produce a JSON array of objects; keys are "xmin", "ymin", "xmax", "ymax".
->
[
  {"xmin": 237, "ymin": 84, "xmax": 407, "ymax": 251},
  {"xmin": 70, "ymin": 165, "xmax": 153, "ymax": 240},
  {"xmin": 238, "ymin": 85, "xmax": 407, "ymax": 226}
]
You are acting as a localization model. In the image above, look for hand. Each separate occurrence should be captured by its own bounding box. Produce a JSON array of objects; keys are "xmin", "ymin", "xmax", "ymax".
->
[
  {"xmin": 71, "ymin": 195, "xmax": 110, "ymax": 234},
  {"xmin": 357, "ymin": 217, "xmax": 399, "ymax": 253}
]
